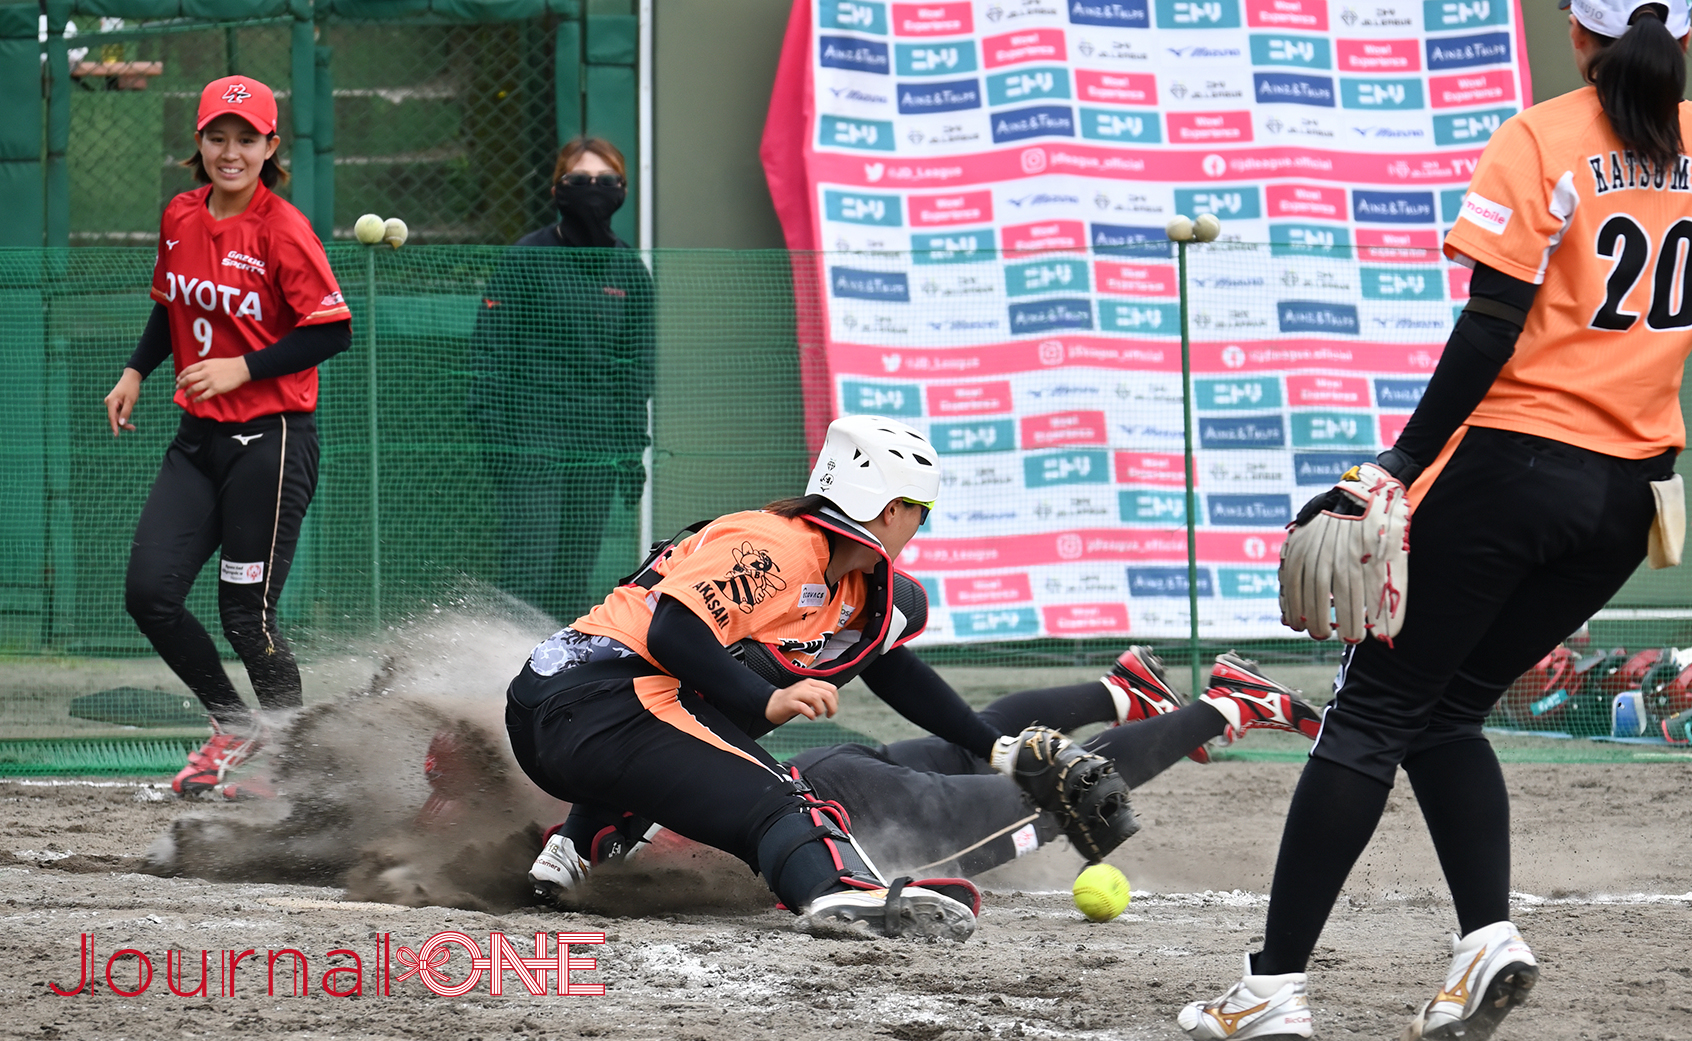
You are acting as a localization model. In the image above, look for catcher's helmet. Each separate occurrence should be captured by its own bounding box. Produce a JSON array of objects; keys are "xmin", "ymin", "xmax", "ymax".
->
[{"xmin": 806, "ymin": 415, "xmax": 940, "ymax": 522}]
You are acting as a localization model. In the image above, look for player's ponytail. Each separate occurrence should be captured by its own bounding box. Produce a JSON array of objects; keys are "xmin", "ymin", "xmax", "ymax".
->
[
  {"xmin": 1588, "ymin": 7, "xmax": 1686, "ymax": 175},
  {"xmin": 180, "ymin": 135, "xmax": 290, "ymax": 189}
]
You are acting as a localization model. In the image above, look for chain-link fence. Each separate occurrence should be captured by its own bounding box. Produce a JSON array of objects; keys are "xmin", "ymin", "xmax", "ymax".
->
[
  {"xmin": 63, "ymin": 18, "xmax": 292, "ymax": 246},
  {"xmin": 15, "ymin": 0, "xmax": 643, "ymax": 251},
  {"xmin": 60, "ymin": 16, "xmax": 559, "ymax": 247},
  {"xmin": 322, "ymin": 19, "xmax": 560, "ymax": 244}
]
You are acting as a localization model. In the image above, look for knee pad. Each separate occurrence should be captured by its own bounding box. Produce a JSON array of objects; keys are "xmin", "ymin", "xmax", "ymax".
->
[{"xmin": 754, "ymin": 801, "xmax": 879, "ymax": 911}]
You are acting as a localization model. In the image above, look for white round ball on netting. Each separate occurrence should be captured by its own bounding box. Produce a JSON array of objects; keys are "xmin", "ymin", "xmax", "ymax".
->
[
  {"xmin": 1165, "ymin": 215, "xmax": 1194, "ymax": 242},
  {"xmin": 382, "ymin": 217, "xmax": 409, "ymax": 250},
  {"xmin": 354, "ymin": 213, "xmax": 385, "ymax": 245},
  {"xmin": 1193, "ymin": 213, "xmax": 1223, "ymax": 243}
]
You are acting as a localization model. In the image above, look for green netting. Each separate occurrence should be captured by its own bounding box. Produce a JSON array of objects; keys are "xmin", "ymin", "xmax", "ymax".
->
[
  {"xmin": 3, "ymin": 244, "xmax": 1692, "ymax": 773},
  {"xmin": 756, "ymin": 719, "xmax": 878, "ymax": 763},
  {"xmin": 320, "ymin": 18, "xmax": 564, "ymax": 244}
]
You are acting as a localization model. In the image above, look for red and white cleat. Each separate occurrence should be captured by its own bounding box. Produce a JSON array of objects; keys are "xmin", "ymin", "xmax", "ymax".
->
[
  {"xmin": 1201, "ymin": 653, "xmax": 1324, "ymax": 740},
  {"xmin": 1104, "ymin": 646, "xmax": 1210, "ymax": 764},
  {"xmin": 172, "ymin": 723, "xmax": 261, "ymax": 797}
]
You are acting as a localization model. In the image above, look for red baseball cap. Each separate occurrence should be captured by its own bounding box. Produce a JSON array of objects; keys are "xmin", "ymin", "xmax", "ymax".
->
[{"xmin": 197, "ymin": 75, "xmax": 278, "ymax": 135}]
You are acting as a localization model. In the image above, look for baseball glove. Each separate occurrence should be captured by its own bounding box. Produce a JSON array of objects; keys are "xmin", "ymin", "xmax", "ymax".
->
[
  {"xmin": 1279, "ymin": 461, "xmax": 1410, "ymax": 644},
  {"xmin": 992, "ymin": 726, "xmax": 1139, "ymax": 862}
]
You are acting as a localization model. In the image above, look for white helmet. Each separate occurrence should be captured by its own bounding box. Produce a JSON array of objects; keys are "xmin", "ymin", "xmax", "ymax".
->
[{"xmin": 806, "ymin": 415, "xmax": 941, "ymax": 522}]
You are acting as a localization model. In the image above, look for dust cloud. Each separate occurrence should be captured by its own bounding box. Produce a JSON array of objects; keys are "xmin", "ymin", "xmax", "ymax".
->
[{"xmin": 147, "ymin": 598, "xmax": 574, "ymax": 913}]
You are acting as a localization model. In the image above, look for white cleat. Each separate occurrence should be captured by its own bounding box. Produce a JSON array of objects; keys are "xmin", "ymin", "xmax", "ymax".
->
[
  {"xmin": 798, "ymin": 881, "xmax": 976, "ymax": 941},
  {"xmin": 1402, "ymin": 921, "xmax": 1538, "ymax": 1041},
  {"xmin": 529, "ymin": 832, "xmax": 590, "ymax": 906},
  {"xmin": 1179, "ymin": 953, "xmax": 1313, "ymax": 1039}
]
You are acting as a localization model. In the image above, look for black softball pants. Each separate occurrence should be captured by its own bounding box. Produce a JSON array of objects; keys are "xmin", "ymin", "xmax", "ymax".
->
[
  {"xmin": 506, "ymin": 658, "xmax": 820, "ymax": 890},
  {"xmin": 124, "ymin": 411, "xmax": 318, "ymax": 726},
  {"xmin": 792, "ymin": 681, "xmax": 1229, "ymax": 875},
  {"xmin": 1256, "ymin": 426, "xmax": 1675, "ymax": 974}
]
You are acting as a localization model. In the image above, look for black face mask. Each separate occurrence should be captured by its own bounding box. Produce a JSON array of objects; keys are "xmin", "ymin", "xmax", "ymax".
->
[{"xmin": 552, "ymin": 181, "xmax": 625, "ymax": 247}]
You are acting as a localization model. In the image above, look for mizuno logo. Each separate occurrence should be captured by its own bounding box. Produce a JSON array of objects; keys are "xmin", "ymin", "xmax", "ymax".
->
[
  {"xmin": 1208, "ymin": 999, "xmax": 1268, "ymax": 1032},
  {"xmin": 165, "ymin": 240, "xmax": 179, "ymax": 251},
  {"xmin": 232, "ymin": 433, "xmax": 264, "ymax": 445},
  {"xmin": 1434, "ymin": 949, "xmax": 1486, "ymax": 1007}
]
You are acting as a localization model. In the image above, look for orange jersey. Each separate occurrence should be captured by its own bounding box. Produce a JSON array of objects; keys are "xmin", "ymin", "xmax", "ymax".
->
[
  {"xmin": 1443, "ymin": 88, "xmax": 1692, "ymax": 458},
  {"xmin": 573, "ymin": 511, "xmax": 870, "ymax": 673}
]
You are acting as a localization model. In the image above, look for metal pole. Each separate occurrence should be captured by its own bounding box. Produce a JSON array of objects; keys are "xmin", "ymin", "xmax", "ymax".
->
[
  {"xmin": 366, "ymin": 248, "xmax": 381, "ymax": 630},
  {"xmin": 637, "ymin": 0, "xmax": 654, "ymax": 253},
  {"xmin": 640, "ymin": 397, "xmax": 654, "ymax": 558},
  {"xmin": 1178, "ymin": 238, "xmax": 1201, "ymax": 698}
]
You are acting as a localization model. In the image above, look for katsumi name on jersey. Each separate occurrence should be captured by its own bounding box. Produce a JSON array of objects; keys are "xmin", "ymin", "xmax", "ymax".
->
[
  {"xmin": 1587, "ymin": 150, "xmax": 1692, "ymax": 195},
  {"xmin": 160, "ymin": 271, "xmax": 265, "ymax": 321}
]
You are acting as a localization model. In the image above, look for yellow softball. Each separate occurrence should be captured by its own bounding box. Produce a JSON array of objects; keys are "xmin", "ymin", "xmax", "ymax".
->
[{"xmin": 1072, "ymin": 863, "xmax": 1131, "ymax": 922}]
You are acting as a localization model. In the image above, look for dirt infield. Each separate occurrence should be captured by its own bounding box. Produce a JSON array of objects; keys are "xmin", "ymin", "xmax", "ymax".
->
[
  {"xmin": 3, "ymin": 757, "xmax": 1690, "ymax": 1039},
  {"xmin": 2, "ymin": 614, "xmax": 1690, "ymax": 1039}
]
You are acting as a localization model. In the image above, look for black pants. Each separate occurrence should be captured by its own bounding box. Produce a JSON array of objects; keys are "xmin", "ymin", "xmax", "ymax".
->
[
  {"xmin": 1258, "ymin": 426, "xmax": 1674, "ymax": 973},
  {"xmin": 1314, "ymin": 426, "xmax": 1673, "ymax": 781},
  {"xmin": 124, "ymin": 412, "xmax": 319, "ymax": 726},
  {"xmin": 791, "ymin": 684, "xmax": 1229, "ymax": 876},
  {"xmin": 506, "ymin": 659, "xmax": 805, "ymax": 875}
]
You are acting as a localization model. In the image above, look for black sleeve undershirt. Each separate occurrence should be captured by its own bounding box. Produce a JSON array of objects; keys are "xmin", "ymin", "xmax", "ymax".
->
[
  {"xmin": 123, "ymin": 304, "xmax": 351, "ymax": 382},
  {"xmin": 125, "ymin": 304, "xmax": 173, "ymax": 377},
  {"xmin": 244, "ymin": 319, "xmax": 352, "ymax": 380},
  {"xmin": 859, "ymin": 646, "xmax": 1004, "ymax": 760},
  {"xmin": 1387, "ymin": 263, "xmax": 1539, "ymax": 472},
  {"xmin": 646, "ymin": 595, "xmax": 777, "ymax": 723}
]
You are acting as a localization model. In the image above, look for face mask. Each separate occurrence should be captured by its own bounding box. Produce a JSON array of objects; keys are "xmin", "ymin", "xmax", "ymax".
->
[{"xmin": 552, "ymin": 181, "xmax": 626, "ymax": 246}]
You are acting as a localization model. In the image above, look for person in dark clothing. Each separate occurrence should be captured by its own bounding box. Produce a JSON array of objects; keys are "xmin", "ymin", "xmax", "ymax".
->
[{"xmin": 469, "ymin": 137, "xmax": 655, "ymax": 624}]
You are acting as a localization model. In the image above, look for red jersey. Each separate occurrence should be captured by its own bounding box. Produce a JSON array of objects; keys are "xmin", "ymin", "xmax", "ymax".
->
[{"xmin": 149, "ymin": 183, "xmax": 350, "ymax": 422}]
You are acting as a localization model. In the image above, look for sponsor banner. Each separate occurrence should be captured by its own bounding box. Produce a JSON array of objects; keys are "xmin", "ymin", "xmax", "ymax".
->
[
  {"xmin": 900, "ymin": 527, "xmax": 1286, "ymax": 570},
  {"xmin": 806, "ymin": 144, "xmax": 1495, "ymax": 188},
  {"xmin": 945, "ymin": 572, "xmax": 1033, "ymax": 605},
  {"xmin": 1094, "ymin": 261, "xmax": 1178, "ymax": 297},
  {"xmin": 927, "ymin": 380, "xmax": 1015, "ymax": 415},
  {"xmin": 843, "ymin": 379, "xmax": 925, "ymax": 416},
  {"xmin": 1004, "ymin": 256, "xmax": 1087, "ymax": 297},
  {"xmin": 1042, "ymin": 601, "xmax": 1132, "ymax": 633},
  {"xmin": 783, "ymin": 0, "xmax": 1531, "ymax": 640}
]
